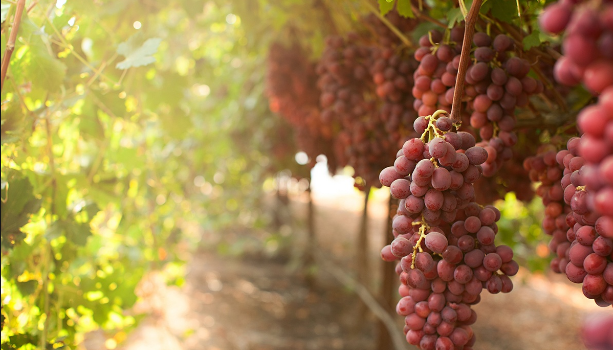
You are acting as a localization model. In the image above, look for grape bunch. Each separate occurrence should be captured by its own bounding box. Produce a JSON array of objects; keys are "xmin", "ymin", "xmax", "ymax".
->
[
  {"xmin": 412, "ymin": 29, "xmax": 542, "ymax": 177},
  {"xmin": 317, "ymin": 34, "xmax": 376, "ymax": 126},
  {"xmin": 540, "ymin": 0, "xmax": 613, "ymax": 94},
  {"xmin": 465, "ymin": 32, "xmax": 542, "ymax": 177},
  {"xmin": 266, "ymin": 42, "xmax": 338, "ymax": 170},
  {"xmin": 578, "ymin": 87, "xmax": 613, "ymax": 225},
  {"xmin": 556, "ymin": 137, "xmax": 613, "ymax": 306},
  {"xmin": 412, "ymin": 28, "xmax": 464, "ymax": 117},
  {"xmin": 267, "ymin": 42, "xmax": 322, "ymax": 130},
  {"xmin": 371, "ymin": 47, "xmax": 420, "ymax": 149},
  {"xmin": 318, "ymin": 34, "xmax": 416, "ymax": 188},
  {"xmin": 378, "ymin": 111, "xmax": 518, "ymax": 349},
  {"xmin": 582, "ymin": 313, "xmax": 613, "ymax": 350},
  {"xmin": 474, "ymin": 131, "xmax": 539, "ymax": 204},
  {"xmin": 523, "ymin": 143, "xmax": 571, "ymax": 272}
]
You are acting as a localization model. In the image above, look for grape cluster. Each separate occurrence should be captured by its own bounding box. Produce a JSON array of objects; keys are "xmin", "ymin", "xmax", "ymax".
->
[
  {"xmin": 318, "ymin": 34, "xmax": 417, "ymax": 188},
  {"xmin": 412, "ymin": 29, "xmax": 464, "ymax": 117},
  {"xmin": 523, "ymin": 143, "xmax": 571, "ymax": 272},
  {"xmin": 465, "ymin": 32, "xmax": 542, "ymax": 176},
  {"xmin": 412, "ymin": 29, "xmax": 542, "ymax": 177},
  {"xmin": 556, "ymin": 137, "xmax": 613, "ymax": 306},
  {"xmin": 317, "ymin": 34, "xmax": 376, "ymax": 126},
  {"xmin": 540, "ymin": 0, "xmax": 613, "ymax": 94},
  {"xmin": 578, "ymin": 87, "xmax": 613, "ymax": 225},
  {"xmin": 582, "ymin": 313, "xmax": 613, "ymax": 350},
  {"xmin": 378, "ymin": 111, "xmax": 518, "ymax": 349},
  {"xmin": 371, "ymin": 47, "xmax": 420, "ymax": 149},
  {"xmin": 266, "ymin": 42, "xmax": 337, "ymax": 170},
  {"xmin": 267, "ymin": 42, "xmax": 322, "ymax": 130},
  {"xmin": 474, "ymin": 131, "xmax": 539, "ymax": 204}
]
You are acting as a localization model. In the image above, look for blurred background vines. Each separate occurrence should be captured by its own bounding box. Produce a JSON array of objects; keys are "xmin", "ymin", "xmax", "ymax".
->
[
  {"xmin": 0, "ymin": 0, "xmax": 297, "ymax": 348},
  {"xmin": 0, "ymin": 0, "xmax": 590, "ymax": 349}
]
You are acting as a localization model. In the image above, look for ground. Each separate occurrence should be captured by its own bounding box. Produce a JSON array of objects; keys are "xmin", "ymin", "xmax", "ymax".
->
[{"xmin": 84, "ymin": 190, "xmax": 606, "ymax": 350}]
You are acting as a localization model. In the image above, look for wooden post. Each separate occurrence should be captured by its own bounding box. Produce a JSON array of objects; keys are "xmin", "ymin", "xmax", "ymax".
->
[
  {"xmin": 273, "ymin": 175, "xmax": 283, "ymax": 231},
  {"xmin": 376, "ymin": 195, "xmax": 396, "ymax": 350},
  {"xmin": 357, "ymin": 187, "xmax": 371, "ymax": 286},
  {"xmin": 355, "ymin": 187, "xmax": 371, "ymax": 321},
  {"xmin": 304, "ymin": 183, "xmax": 316, "ymax": 288}
]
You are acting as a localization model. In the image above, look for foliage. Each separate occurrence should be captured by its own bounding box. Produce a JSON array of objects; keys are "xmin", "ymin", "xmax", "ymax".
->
[{"xmin": 0, "ymin": 0, "xmax": 298, "ymax": 348}]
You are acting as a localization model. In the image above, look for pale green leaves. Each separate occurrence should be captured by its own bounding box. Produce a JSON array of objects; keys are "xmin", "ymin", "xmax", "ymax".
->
[
  {"xmin": 378, "ymin": 0, "xmax": 395, "ymax": 16},
  {"xmin": 13, "ymin": 18, "xmax": 67, "ymax": 93},
  {"xmin": 116, "ymin": 35, "xmax": 162, "ymax": 70},
  {"xmin": 396, "ymin": 0, "xmax": 414, "ymax": 18},
  {"xmin": 378, "ymin": 0, "xmax": 413, "ymax": 18},
  {"xmin": 523, "ymin": 30, "xmax": 541, "ymax": 50},
  {"xmin": 1, "ymin": 3, "xmax": 10, "ymax": 23}
]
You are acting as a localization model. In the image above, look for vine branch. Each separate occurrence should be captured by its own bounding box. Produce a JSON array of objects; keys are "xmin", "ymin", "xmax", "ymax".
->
[
  {"xmin": 0, "ymin": 0, "xmax": 26, "ymax": 94},
  {"xmin": 450, "ymin": 0, "xmax": 482, "ymax": 124}
]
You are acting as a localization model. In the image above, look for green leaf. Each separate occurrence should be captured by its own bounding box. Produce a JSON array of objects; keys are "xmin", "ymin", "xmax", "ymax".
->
[
  {"xmin": 116, "ymin": 35, "xmax": 162, "ymax": 70},
  {"xmin": 1, "ymin": 3, "xmax": 10, "ymax": 23},
  {"xmin": 65, "ymin": 221, "xmax": 92, "ymax": 246},
  {"xmin": 1, "ymin": 176, "xmax": 41, "ymax": 249},
  {"xmin": 411, "ymin": 22, "xmax": 441, "ymax": 43},
  {"xmin": 46, "ymin": 220, "xmax": 92, "ymax": 246},
  {"xmin": 13, "ymin": 18, "xmax": 67, "ymax": 92},
  {"xmin": 1, "ymin": 102, "xmax": 24, "ymax": 145},
  {"xmin": 396, "ymin": 0, "xmax": 413, "ymax": 18},
  {"xmin": 16, "ymin": 280, "xmax": 38, "ymax": 296},
  {"xmin": 480, "ymin": 0, "xmax": 493, "ymax": 14},
  {"xmin": 446, "ymin": 8, "xmax": 463, "ymax": 28},
  {"xmin": 489, "ymin": 0, "xmax": 518, "ymax": 23},
  {"xmin": 523, "ymin": 29, "xmax": 541, "ymax": 50},
  {"xmin": 378, "ymin": 0, "xmax": 395, "ymax": 16}
]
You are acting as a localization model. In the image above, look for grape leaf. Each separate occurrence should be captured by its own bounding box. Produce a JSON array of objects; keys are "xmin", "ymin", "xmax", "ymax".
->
[
  {"xmin": 523, "ymin": 29, "xmax": 541, "ymax": 50},
  {"xmin": 1, "ymin": 104, "xmax": 24, "ymax": 145},
  {"xmin": 447, "ymin": 8, "xmax": 463, "ymax": 28},
  {"xmin": 13, "ymin": 18, "xmax": 67, "ymax": 92},
  {"xmin": 0, "ymin": 176, "xmax": 41, "ymax": 249},
  {"xmin": 1, "ymin": 3, "xmax": 10, "ymax": 23},
  {"xmin": 65, "ymin": 221, "xmax": 92, "ymax": 246},
  {"xmin": 116, "ymin": 35, "xmax": 162, "ymax": 70},
  {"xmin": 396, "ymin": 0, "xmax": 413, "ymax": 18},
  {"xmin": 16, "ymin": 280, "xmax": 38, "ymax": 296},
  {"xmin": 378, "ymin": 0, "xmax": 395, "ymax": 16},
  {"xmin": 489, "ymin": 0, "xmax": 518, "ymax": 23}
]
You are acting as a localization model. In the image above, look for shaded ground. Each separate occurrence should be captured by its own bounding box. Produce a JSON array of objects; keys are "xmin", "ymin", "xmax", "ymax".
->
[{"xmin": 85, "ymin": 191, "xmax": 606, "ymax": 350}]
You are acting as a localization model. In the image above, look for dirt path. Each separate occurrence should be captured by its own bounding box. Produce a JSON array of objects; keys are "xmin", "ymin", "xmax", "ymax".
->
[{"xmin": 86, "ymin": 191, "xmax": 607, "ymax": 350}]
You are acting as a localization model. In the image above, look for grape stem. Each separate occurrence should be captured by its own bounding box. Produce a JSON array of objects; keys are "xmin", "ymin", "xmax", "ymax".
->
[
  {"xmin": 450, "ymin": 0, "xmax": 483, "ymax": 124},
  {"xmin": 411, "ymin": 219, "xmax": 430, "ymax": 269},
  {"xmin": 0, "ymin": 0, "xmax": 26, "ymax": 94},
  {"xmin": 420, "ymin": 110, "xmax": 449, "ymax": 143}
]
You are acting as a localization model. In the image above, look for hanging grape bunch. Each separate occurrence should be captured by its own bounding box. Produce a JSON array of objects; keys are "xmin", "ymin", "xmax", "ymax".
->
[
  {"xmin": 371, "ymin": 47, "xmax": 420, "ymax": 149},
  {"xmin": 540, "ymin": 0, "xmax": 613, "ymax": 94},
  {"xmin": 317, "ymin": 34, "xmax": 405, "ymax": 188},
  {"xmin": 266, "ymin": 41, "xmax": 338, "ymax": 170},
  {"xmin": 412, "ymin": 29, "xmax": 543, "ymax": 178},
  {"xmin": 379, "ymin": 111, "xmax": 519, "ymax": 349}
]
